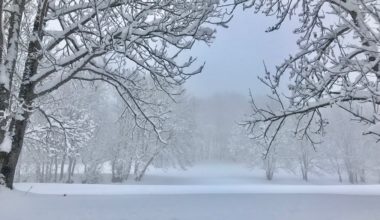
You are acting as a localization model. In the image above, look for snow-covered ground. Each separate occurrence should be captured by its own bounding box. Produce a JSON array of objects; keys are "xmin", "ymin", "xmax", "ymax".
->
[
  {"xmin": 13, "ymin": 183, "xmax": 380, "ymax": 196},
  {"xmin": 2, "ymin": 190, "xmax": 380, "ymax": 220},
  {"xmin": 2, "ymin": 163, "xmax": 380, "ymax": 220}
]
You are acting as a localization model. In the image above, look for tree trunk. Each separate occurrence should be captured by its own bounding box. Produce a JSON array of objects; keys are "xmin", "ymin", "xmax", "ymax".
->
[
  {"xmin": 35, "ymin": 162, "xmax": 41, "ymax": 182},
  {"xmin": 124, "ymin": 159, "xmax": 133, "ymax": 181},
  {"xmin": 348, "ymin": 172, "xmax": 354, "ymax": 184},
  {"xmin": 47, "ymin": 157, "xmax": 54, "ymax": 182},
  {"xmin": 111, "ymin": 159, "xmax": 116, "ymax": 182},
  {"xmin": 3, "ymin": 49, "xmax": 40, "ymax": 186},
  {"xmin": 71, "ymin": 158, "xmax": 76, "ymax": 180},
  {"xmin": 302, "ymin": 170, "xmax": 308, "ymax": 182},
  {"xmin": 134, "ymin": 161, "xmax": 140, "ymax": 176},
  {"xmin": 60, "ymin": 154, "xmax": 66, "ymax": 181},
  {"xmin": 337, "ymin": 167, "xmax": 342, "ymax": 183},
  {"xmin": 360, "ymin": 169, "xmax": 366, "ymax": 183},
  {"xmin": 1, "ymin": 115, "xmax": 30, "ymax": 188},
  {"xmin": 54, "ymin": 156, "xmax": 58, "ymax": 182},
  {"xmin": 0, "ymin": 0, "xmax": 27, "ymax": 177},
  {"xmin": 41, "ymin": 162, "xmax": 45, "ymax": 182},
  {"xmin": 264, "ymin": 158, "xmax": 275, "ymax": 181},
  {"xmin": 0, "ymin": 0, "xmax": 4, "ymax": 64},
  {"xmin": 67, "ymin": 157, "xmax": 73, "ymax": 183},
  {"xmin": 265, "ymin": 169, "xmax": 273, "ymax": 181},
  {"xmin": 135, "ymin": 156, "xmax": 156, "ymax": 182},
  {"xmin": 1, "ymin": 57, "xmax": 38, "ymax": 187},
  {"xmin": 348, "ymin": 171, "xmax": 358, "ymax": 184},
  {"xmin": 0, "ymin": 152, "xmax": 6, "ymax": 183},
  {"xmin": 0, "ymin": 0, "xmax": 48, "ymax": 189}
]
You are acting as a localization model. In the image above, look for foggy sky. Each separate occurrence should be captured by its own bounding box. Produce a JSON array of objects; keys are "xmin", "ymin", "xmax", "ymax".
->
[{"xmin": 185, "ymin": 8, "xmax": 299, "ymax": 98}]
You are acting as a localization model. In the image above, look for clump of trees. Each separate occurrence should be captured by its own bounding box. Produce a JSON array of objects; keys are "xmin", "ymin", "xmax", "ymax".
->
[
  {"xmin": 2, "ymin": 0, "xmax": 379, "ymax": 188},
  {"xmin": 230, "ymin": 0, "xmax": 380, "ymax": 182},
  {"xmin": 0, "ymin": 0, "xmax": 231, "ymax": 188},
  {"xmin": 14, "ymin": 90, "xmax": 380, "ymax": 185},
  {"xmin": 239, "ymin": 0, "xmax": 380, "ymax": 149},
  {"xmin": 230, "ymin": 105, "xmax": 380, "ymax": 184},
  {"xmin": 15, "ymin": 85, "xmax": 198, "ymax": 184},
  {"xmin": 15, "ymin": 92, "xmax": 251, "ymax": 184}
]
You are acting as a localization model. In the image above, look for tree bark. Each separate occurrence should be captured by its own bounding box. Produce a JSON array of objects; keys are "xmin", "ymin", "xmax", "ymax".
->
[
  {"xmin": 124, "ymin": 159, "xmax": 132, "ymax": 181},
  {"xmin": 41, "ymin": 162, "xmax": 45, "ymax": 182},
  {"xmin": 60, "ymin": 154, "xmax": 66, "ymax": 181},
  {"xmin": 111, "ymin": 159, "xmax": 116, "ymax": 182},
  {"xmin": 135, "ymin": 156, "xmax": 156, "ymax": 182},
  {"xmin": 35, "ymin": 162, "xmax": 41, "ymax": 182},
  {"xmin": 0, "ymin": 0, "xmax": 49, "ymax": 189},
  {"xmin": 301, "ymin": 165, "xmax": 308, "ymax": 181},
  {"xmin": 360, "ymin": 169, "xmax": 366, "ymax": 183},
  {"xmin": 337, "ymin": 167, "xmax": 342, "ymax": 183},
  {"xmin": 0, "ymin": 0, "xmax": 4, "ymax": 64},
  {"xmin": 0, "ymin": 0, "xmax": 27, "ymax": 175},
  {"xmin": 54, "ymin": 156, "xmax": 58, "ymax": 182},
  {"xmin": 1, "ymin": 115, "xmax": 30, "ymax": 188},
  {"xmin": 67, "ymin": 157, "xmax": 73, "ymax": 183},
  {"xmin": 71, "ymin": 158, "xmax": 76, "ymax": 179}
]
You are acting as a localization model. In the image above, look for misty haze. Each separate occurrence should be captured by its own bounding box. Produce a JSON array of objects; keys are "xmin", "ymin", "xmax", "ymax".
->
[{"xmin": 1, "ymin": 0, "xmax": 380, "ymax": 220}]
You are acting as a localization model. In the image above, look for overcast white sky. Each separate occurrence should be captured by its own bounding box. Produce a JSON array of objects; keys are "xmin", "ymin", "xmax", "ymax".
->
[{"xmin": 185, "ymin": 8, "xmax": 299, "ymax": 98}]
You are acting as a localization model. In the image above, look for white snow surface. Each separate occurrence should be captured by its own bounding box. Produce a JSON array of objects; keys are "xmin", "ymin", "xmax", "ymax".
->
[
  {"xmin": 2, "ymin": 163, "xmax": 380, "ymax": 220},
  {"xmin": 14, "ymin": 182, "xmax": 380, "ymax": 196},
  {"xmin": 13, "ymin": 162, "xmax": 380, "ymax": 195},
  {"xmin": 2, "ymin": 187, "xmax": 380, "ymax": 220}
]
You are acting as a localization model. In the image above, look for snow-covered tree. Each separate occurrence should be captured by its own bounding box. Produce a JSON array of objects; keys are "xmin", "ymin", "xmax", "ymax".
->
[
  {"xmin": 0, "ymin": 0, "xmax": 230, "ymax": 188},
  {"xmin": 320, "ymin": 107, "xmax": 378, "ymax": 184},
  {"xmin": 153, "ymin": 96, "xmax": 196, "ymax": 170},
  {"xmin": 292, "ymin": 138, "xmax": 317, "ymax": 181},
  {"xmin": 227, "ymin": 124, "xmax": 254, "ymax": 164},
  {"xmin": 17, "ymin": 84, "xmax": 95, "ymax": 183},
  {"xmin": 240, "ymin": 0, "xmax": 380, "ymax": 145}
]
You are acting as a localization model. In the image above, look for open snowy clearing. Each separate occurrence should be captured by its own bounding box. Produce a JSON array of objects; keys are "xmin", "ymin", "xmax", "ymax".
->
[
  {"xmin": 1, "ymin": 189, "xmax": 380, "ymax": 220},
  {"xmin": 1, "ymin": 163, "xmax": 380, "ymax": 220},
  {"xmin": 13, "ymin": 183, "xmax": 380, "ymax": 196},
  {"xmin": 14, "ymin": 163, "xmax": 380, "ymax": 196}
]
